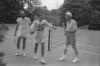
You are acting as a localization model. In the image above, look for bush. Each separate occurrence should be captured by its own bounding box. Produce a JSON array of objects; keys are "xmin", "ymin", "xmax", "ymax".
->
[
  {"xmin": 88, "ymin": 10, "xmax": 100, "ymax": 30},
  {"xmin": 0, "ymin": 23, "xmax": 9, "ymax": 41},
  {"xmin": 0, "ymin": 52, "xmax": 6, "ymax": 66},
  {"xmin": 60, "ymin": 2, "xmax": 92, "ymax": 27}
]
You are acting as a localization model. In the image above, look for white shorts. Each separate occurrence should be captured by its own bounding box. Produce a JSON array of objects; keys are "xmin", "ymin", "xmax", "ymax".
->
[
  {"xmin": 35, "ymin": 31, "xmax": 45, "ymax": 43},
  {"xmin": 17, "ymin": 31, "xmax": 28, "ymax": 38}
]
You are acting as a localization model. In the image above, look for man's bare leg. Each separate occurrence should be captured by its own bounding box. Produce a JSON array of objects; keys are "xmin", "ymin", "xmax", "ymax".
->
[
  {"xmin": 16, "ymin": 37, "xmax": 22, "ymax": 56},
  {"xmin": 40, "ymin": 42, "xmax": 45, "ymax": 64},
  {"xmin": 22, "ymin": 37, "xmax": 26, "ymax": 56},
  {"xmin": 71, "ymin": 40, "xmax": 79, "ymax": 63},
  {"xmin": 33, "ymin": 43, "xmax": 38, "ymax": 60},
  {"xmin": 59, "ymin": 35, "xmax": 70, "ymax": 61}
]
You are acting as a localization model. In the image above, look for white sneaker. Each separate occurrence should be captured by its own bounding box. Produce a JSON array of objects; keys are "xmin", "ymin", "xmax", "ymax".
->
[
  {"xmin": 59, "ymin": 56, "xmax": 66, "ymax": 61},
  {"xmin": 16, "ymin": 49, "xmax": 20, "ymax": 56},
  {"xmin": 22, "ymin": 50, "xmax": 26, "ymax": 57},
  {"xmin": 40, "ymin": 58, "xmax": 46, "ymax": 64},
  {"xmin": 33, "ymin": 56, "xmax": 37, "ymax": 60},
  {"xmin": 22, "ymin": 53, "xmax": 26, "ymax": 57},
  {"xmin": 72, "ymin": 57, "xmax": 79, "ymax": 63},
  {"xmin": 16, "ymin": 53, "xmax": 19, "ymax": 56}
]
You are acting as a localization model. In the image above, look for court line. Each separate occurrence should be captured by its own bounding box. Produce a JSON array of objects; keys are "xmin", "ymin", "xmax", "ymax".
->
[
  {"xmin": 58, "ymin": 46, "xmax": 100, "ymax": 56},
  {"xmin": 51, "ymin": 40, "xmax": 100, "ymax": 49},
  {"xmin": 6, "ymin": 30, "xmax": 100, "ymax": 49},
  {"xmin": 51, "ymin": 41, "xmax": 100, "ymax": 55},
  {"xmin": 6, "ymin": 35, "xmax": 100, "ymax": 49},
  {"xmin": 6, "ymin": 35, "xmax": 100, "ymax": 55}
]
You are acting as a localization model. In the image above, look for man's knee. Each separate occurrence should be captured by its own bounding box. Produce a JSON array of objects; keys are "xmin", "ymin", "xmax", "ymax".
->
[
  {"xmin": 65, "ymin": 40, "xmax": 70, "ymax": 47},
  {"xmin": 35, "ymin": 43, "xmax": 38, "ymax": 47},
  {"xmin": 41, "ymin": 42, "xmax": 45, "ymax": 48},
  {"xmin": 17, "ymin": 36, "xmax": 22, "ymax": 40},
  {"xmin": 41, "ymin": 42, "xmax": 45, "ymax": 45},
  {"xmin": 17, "ymin": 37, "xmax": 22, "ymax": 43},
  {"xmin": 71, "ymin": 43, "xmax": 77, "ymax": 49},
  {"xmin": 23, "ymin": 37, "xmax": 26, "ymax": 40}
]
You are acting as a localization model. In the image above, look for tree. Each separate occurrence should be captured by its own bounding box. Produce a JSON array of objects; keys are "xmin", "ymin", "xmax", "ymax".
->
[
  {"xmin": 0, "ymin": 52, "xmax": 6, "ymax": 66},
  {"xmin": 60, "ymin": 0, "xmax": 92, "ymax": 27},
  {"xmin": 21, "ymin": 0, "xmax": 42, "ymax": 21},
  {"xmin": 0, "ymin": 0, "xmax": 23, "ymax": 24},
  {"xmin": 88, "ymin": 0, "xmax": 100, "ymax": 30},
  {"xmin": 0, "ymin": 0, "xmax": 42, "ymax": 24},
  {"xmin": 89, "ymin": 0, "xmax": 100, "ymax": 10}
]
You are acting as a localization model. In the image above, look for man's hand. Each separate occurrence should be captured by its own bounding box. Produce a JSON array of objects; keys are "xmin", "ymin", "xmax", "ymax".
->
[
  {"xmin": 53, "ymin": 26, "xmax": 57, "ymax": 30},
  {"xmin": 30, "ymin": 31, "xmax": 35, "ymax": 34}
]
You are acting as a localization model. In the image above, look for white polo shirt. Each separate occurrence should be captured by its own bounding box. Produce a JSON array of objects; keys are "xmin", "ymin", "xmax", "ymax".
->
[
  {"xmin": 31, "ymin": 19, "xmax": 54, "ymax": 43},
  {"xmin": 17, "ymin": 17, "xmax": 31, "ymax": 37},
  {"xmin": 65, "ymin": 19, "xmax": 77, "ymax": 31}
]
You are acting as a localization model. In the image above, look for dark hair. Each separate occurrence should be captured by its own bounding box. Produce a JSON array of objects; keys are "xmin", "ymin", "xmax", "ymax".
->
[{"xmin": 20, "ymin": 10, "xmax": 25, "ymax": 15}]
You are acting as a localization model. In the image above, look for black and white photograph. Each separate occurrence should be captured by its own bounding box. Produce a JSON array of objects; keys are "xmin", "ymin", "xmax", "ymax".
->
[{"xmin": 0, "ymin": 0, "xmax": 100, "ymax": 66}]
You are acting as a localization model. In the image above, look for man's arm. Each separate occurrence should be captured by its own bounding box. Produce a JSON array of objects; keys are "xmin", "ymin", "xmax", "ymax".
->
[
  {"xmin": 14, "ymin": 18, "xmax": 20, "ymax": 36},
  {"xmin": 30, "ymin": 21, "xmax": 35, "ymax": 34},
  {"xmin": 14, "ymin": 22, "xmax": 19, "ymax": 36},
  {"xmin": 62, "ymin": 22, "xmax": 66, "ymax": 32},
  {"xmin": 46, "ymin": 21, "xmax": 57, "ymax": 30},
  {"xmin": 27, "ymin": 18, "xmax": 31, "ymax": 26}
]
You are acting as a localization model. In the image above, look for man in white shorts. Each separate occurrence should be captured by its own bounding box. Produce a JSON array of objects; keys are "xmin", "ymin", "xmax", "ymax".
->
[
  {"xmin": 14, "ymin": 10, "xmax": 31, "ymax": 56},
  {"xmin": 30, "ymin": 15, "xmax": 56, "ymax": 64},
  {"xmin": 59, "ymin": 12, "xmax": 79, "ymax": 63}
]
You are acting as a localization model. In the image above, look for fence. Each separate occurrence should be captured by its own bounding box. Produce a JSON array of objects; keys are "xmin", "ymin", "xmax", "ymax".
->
[{"xmin": 42, "ymin": 14, "xmax": 62, "ymax": 27}]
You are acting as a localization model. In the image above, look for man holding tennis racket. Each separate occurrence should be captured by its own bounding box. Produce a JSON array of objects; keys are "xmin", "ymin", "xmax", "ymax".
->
[
  {"xmin": 14, "ymin": 10, "xmax": 31, "ymax": 56},
  {"xmin": 59, "ymin": 12, "xmax": 79, "ymax": 63},
  {"xmin": 30, "ymin": 15, "xmax": 56, "ymax": 64}
]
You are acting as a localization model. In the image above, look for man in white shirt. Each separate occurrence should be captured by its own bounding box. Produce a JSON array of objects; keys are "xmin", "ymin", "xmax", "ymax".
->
[
  {"xmin": 14, "ymin": 10, "xmax": 31, "ymax": 56},
  {"xmin": 31, "ymin": 16, "xmax": 56, "ymax": 64},
  {"xmin": 59, "ymin": 12, "xmax": 79, "ymax": 63}
]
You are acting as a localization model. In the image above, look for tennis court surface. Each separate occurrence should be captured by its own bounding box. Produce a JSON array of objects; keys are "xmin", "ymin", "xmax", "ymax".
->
[{"xmin": 0, "ymin": 24, "xmax": 100, "ymax": 66}]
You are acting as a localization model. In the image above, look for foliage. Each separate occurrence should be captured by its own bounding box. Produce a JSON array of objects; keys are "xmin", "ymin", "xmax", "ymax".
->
[
  {"xmin": 0, "ymin": 23, "xmax": 9, "ymax": 41},
  {"xmin": 0, "ymin": 52, "xmax": 6, "ymax": 66},
  {"xmin": 89, "ymin": 10, "xmax": 100, "ymax": 29},
  {"xmin": 60, "ymin": 0, "xmax": 92, "ymax": 27},
  {"xmin": 88, "ymin": 0, "xmax": 100, "ymax": 30},
  {"xmin": 0, "ymin": 0, "xmax": 23, "ymax": 24},
  {"xmin": 0, "ymin": 0, "xmax": 42, "ymax": 24},
  {"xmin": 88, "ymin": 0, "xmax": 100, "ymax": 24},
  {"xmin": 89, "ymin": 0, "xmax": 100, "ymax": 10}
]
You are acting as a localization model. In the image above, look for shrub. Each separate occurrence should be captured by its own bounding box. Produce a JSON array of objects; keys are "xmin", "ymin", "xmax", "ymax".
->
[{"xmin": 0, "ymin": 23, "xmax": 9, "ymax": 41}]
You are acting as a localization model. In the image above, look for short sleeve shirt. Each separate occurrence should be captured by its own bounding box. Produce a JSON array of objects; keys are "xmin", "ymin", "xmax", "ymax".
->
[
  {"xmin": 17, "ymin": 17, "xmax": 31, "ymax": 36},
  {"xmin": 31, "ymin": 20, "xmax": 40, "ymax": 31},
  {"xmin": 31, "ymin": 20, "xmax": 53, "ymax": 31},
  {"xmin": 65, "ymin": 19, "xmax": 77, "ymax": 31}
]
